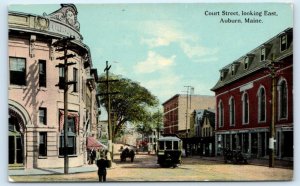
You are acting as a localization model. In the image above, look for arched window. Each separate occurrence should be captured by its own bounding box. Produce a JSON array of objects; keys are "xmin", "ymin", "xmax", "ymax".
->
[
  {"xmin": 229, "ymin": 97, "xmax": 235, "ymax": 126},
  {"xmin": 218, "ymin": 100, "xmax": 224, "ymax": 127},
  {"xmin": 242, "ymin": 92, "xmax": 249, "ymax": 124},
  {"xmin": 278, "ymin": 79, "xmax": 288, "ymax": 119},
  {"xmin": 258, "ymin": 87, "xmax": 266, "ymax": 122}
]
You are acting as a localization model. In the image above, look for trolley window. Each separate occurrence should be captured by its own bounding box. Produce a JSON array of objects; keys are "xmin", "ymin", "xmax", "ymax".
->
[
  {"xmin": 159, "ymin": 141, "xmax": 164, "ymax": 150},
  {"xmin": 166, "ymin": 141, "xmax": 172, "ymax": 150},
  {"xmin": 173, "ymin": 141, "xmax": 179, "ymax": 150}
]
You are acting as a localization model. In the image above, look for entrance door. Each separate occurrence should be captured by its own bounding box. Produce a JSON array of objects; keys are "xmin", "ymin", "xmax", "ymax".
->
[{"xmin": 9, "ymin": 116, "xmax": 24, "ymax": 165}]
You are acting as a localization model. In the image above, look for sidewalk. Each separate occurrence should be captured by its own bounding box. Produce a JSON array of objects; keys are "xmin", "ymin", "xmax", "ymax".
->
[
  {"xmin": 8, "ymin": 162, "xmax": 118, "ymax": 176},
  {"xmin": 186, "ymin": 155, "xmax": 293, "ymax": 169}
]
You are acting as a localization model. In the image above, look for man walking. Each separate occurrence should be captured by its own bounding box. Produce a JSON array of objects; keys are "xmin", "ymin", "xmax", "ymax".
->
[{"xmin": 96, "ymin": 150, "xmax": 109, "ymax": 182}]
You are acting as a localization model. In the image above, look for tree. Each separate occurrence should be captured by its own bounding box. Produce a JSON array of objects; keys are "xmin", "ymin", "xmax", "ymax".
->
[{"xmin": 97, "ymin": 74, "xmax": 159, "ymax": 141}]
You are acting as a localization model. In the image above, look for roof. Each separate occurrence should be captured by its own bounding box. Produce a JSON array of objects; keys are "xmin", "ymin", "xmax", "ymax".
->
[
  {"xmin": 158, "ymin": 136, "xmax": 182, "ymax": 142},
  {"xmin": 211, "ymin": 27, "xmax": 293, "ymax": 91}
]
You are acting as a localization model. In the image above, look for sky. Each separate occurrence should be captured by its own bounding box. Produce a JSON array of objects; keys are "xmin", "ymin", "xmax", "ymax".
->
[{"xmin": 7, "ymin": 1, "xmax": 293, "ymax": 105}]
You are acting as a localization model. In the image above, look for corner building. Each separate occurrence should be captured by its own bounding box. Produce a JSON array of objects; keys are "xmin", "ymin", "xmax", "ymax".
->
[
  {"xmin": 211, "ymin": 28, "xmax": 293, "ymax": 160},
  {"xmin": 8, "ymin": 4, "xmax": 99, "ymax": 169}
]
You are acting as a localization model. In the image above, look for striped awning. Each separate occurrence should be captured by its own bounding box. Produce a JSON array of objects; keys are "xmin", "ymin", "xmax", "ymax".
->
[{"xmin": 87, "ymin": 137, "xmax": 107, "ymax": 150}]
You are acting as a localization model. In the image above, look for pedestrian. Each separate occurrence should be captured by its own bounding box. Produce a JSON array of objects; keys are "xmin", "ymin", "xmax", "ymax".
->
[
  {"xmin": 96, "ymin": 151, "xmax": 109, "ymax": 182},
  {"xmin": 90, "ymin": 148, "xmax": 96, "ymax": 164}
]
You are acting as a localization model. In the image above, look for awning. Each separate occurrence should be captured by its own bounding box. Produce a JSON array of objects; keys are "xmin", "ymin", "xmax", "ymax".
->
[
  {"xmin": 87, "ymin": 137, "xmax": 107, "ymax": 150},
  {"xmin": 59, "ymin": 110, "xmax": 79, "ymax": 134}
]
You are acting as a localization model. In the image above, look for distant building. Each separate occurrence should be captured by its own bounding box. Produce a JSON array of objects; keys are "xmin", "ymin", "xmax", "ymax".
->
[
  {"xmin": 162, "ymin": 94, "xmax": 215, "ymax": 139},
  {"xmin": 211, "ymin": 28, "xmax": 293, "ymax": 160},
  {"xmin": 8, "ymin": 4, "xmax": 99, "ymax": 169}
]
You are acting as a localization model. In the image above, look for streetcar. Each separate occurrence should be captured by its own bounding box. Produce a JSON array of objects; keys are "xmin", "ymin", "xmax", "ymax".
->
[{"xmin": 157, "ymin": 135, "xmax": 182, "ymax": 168}]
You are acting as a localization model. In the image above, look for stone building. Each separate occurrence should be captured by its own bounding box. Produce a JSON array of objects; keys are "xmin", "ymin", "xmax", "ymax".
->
[{"xmin": 8, "ymin": 4, "xmax": 99, "ymax": 169}]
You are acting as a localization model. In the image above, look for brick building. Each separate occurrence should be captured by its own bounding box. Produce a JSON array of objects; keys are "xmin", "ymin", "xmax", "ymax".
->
[
  {"xmin": 8, "ymin": 4, "xmax": 100, "ymax": 169},
  {"xmin": 162, "ymin": 94, "xmax": 215, "ymax": 138},
  {"xmin": 211, "ymin": 28, "xmax": 293, "ymax": 160}
]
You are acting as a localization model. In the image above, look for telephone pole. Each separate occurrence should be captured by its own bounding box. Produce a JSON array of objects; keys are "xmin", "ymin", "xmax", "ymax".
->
[
  {"xmin": 53, "ymin": 36, "xmax": 76, "ymax": 174},
  {"xmin": 97, "ymin": 61, "xmax": 119, "ymax": 161},
  {"xmin": 265, "ymin": 58, "xmax": 281, "ymax": 168}
]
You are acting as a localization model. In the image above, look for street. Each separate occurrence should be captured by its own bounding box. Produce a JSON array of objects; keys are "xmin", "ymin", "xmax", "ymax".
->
[{"xmin": 9, "ymin": 153, "xmax": 293, "ymax": 182}]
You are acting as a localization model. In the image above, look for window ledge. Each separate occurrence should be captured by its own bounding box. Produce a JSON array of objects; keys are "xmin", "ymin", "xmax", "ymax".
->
[{"xmin": 38, "ymin": 156, "xmax": 48, "ymax": 159}]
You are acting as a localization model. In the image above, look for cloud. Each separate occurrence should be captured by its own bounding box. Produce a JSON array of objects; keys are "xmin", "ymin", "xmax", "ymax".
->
[
  {"xmin": 139, "ymin": 21, "xmax": 218, "ymax": 62},
  {"xmin": 180, "ymin": 42, "xmax": 218, "ymax": 60},
  {"xmin": 142, "ymin": 73, "xmax": 183, "ymax": 102},
  {"xmin": 134, "ymin": 51, "xmax": 176, "ymax": 74}
]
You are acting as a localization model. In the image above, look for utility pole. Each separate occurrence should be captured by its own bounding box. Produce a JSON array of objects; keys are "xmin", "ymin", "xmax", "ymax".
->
[
  {"xmin": 267, "ymin": 61, "xmax": 276, "ymax": 168},
  {"xmin": 53, "ymin": 36, "xmax": 76, "ymax": 174},
  {"xmin": 265, "ymin": 57, "xmax": 280, "ymax": 168},
  {"xmin": 97, "ymin": 61, "xmax": 119, "ymax": 161},
  {"xmin": 183, "ymin": 85, "xmax": 193, "ymax": 157}
]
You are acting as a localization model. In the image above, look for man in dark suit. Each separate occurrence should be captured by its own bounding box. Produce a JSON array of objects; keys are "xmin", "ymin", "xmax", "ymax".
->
[{"xmin": 96, "ymin": 152, "xmax": 109, "ymax": 182}]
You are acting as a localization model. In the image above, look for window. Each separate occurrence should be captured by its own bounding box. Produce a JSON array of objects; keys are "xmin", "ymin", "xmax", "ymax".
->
[
  {"xmin": 218, "ymin": 100, "xmax": 224, "ymax": 127},
  {"xmin": 39, "ymin": 132, "xmax": 47, "ymax": 156},
  {"xmin": 280, "ymin": 35, "xmax": 287, "ymax": 52},
  {"xmin": 229, "ymin": 97, "xmax": 235, "ymax": 126},
  {"xmin": 73, "ymin": 68, "xmax": 78, "ymax": 92},
  {"xmin": 244, "ymin": 57, "xmax": 249, "ymax": 69},
  {"xmin": 39, "ymin": 60, "xmax": 46, "ymax": 87},
  {"xmin": 258, "ymin": 87, "xmax": 266, "ymax": 122},
  {"xmin": 242, "ymin": 93, "xmax": 249, "ymax": 124},
  {"xmin": 59, "ymin": 117, "xmax": 77, "ymax": 156},
  {"xmin": 278, "ymin": 80, "xmax": 288, "ymax": 119},
  {"xmin": 39, "ymin": 107, "xmax": 47, "ymax": 125},
  {"xmin": 59, "ymin": 67, "xmax": 64, "ymax": 89},
  {"xmin": 9, "ymin": 57, "xmax": 26, "ymax": 86},
  {"xmin": 261, "ymin": 48, "xmax": 266, "ymax": 61},
  {"xmin": 231, "ymin": 65, "xmax": 235, "ymax": 75}
]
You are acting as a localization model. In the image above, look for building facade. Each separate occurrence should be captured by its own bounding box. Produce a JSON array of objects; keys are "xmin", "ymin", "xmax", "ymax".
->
[
  {"xmin": 211, "ymin": 28, "xmax": 293, "ymax": 160},
  {"xmin": 163, "ymin": 94, "xmax": 215, "ymax": 137},
  {"xmin": 8, "ymin": 4, "xmax": 99, "ymax": 169}
]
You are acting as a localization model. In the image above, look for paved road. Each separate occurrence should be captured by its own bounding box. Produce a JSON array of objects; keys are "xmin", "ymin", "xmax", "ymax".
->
[{"xmin": 9, "ymin": 153, "xmax": 293, "ymax": 182}]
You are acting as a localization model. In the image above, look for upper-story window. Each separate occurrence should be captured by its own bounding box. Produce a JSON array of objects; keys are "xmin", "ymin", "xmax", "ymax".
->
[
  {"xmin": 242, "ymin": 92, "xmax": 249, "ymax": 124},
  {"xmin": 39, "ymin": 60, "xmax": 46, "ymax": 87},
  {"xmin": 73, "ymin": 68, "xmax": 78, "ymax": 92},
  {"xmin": 218, "ymin": 100, "xmax": 224, "ymax": 128},
  {"xmin": 231, "ymin": 65, "xmax": 235, "ymax": 75},
  {"xmin": 229, "ymin": 97, "xmax": 235, "ymax": 126},
  {"xmin": 278, "ymin": 79, "xmax": 288, "ymax": 119},
  {"xmin": 9, "ymin": 57, "xmax": 26, "ymax": 86},
  {"xmin": 280, "ymin": 34, "xmax": 288, "ymax": 52},
  {"xmin": 59, "ymin": 67, "xmax": 64, "ymax": 90},
  {"xmin": 258, "ymin": 87, "xmax": 266, "ymax": 122},
  {"xmin": 39, "ymin": 107, "xmax": 47, "ymax": 125},
  {"xmin": 244, "ymin": 57, "xmax": 249, "ymax": 69},
  {"xmin": 261, "ymin": 48, "xmax": 266, "ymax": 61}
]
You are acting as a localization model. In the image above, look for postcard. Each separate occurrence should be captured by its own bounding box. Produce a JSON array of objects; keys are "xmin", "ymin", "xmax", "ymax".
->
[{"xmin": 7, "ymin": 1, "xmax": 293, "ymax": 183}]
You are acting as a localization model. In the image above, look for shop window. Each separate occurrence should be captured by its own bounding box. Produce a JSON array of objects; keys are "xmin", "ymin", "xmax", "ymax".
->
[
  {"xmin": 39, "ymin": 132, "xmax": 47, "ymax": 157},
  {"xmin": 59, "ymin": 117, "xmax": 77, "ymax": 156}
]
